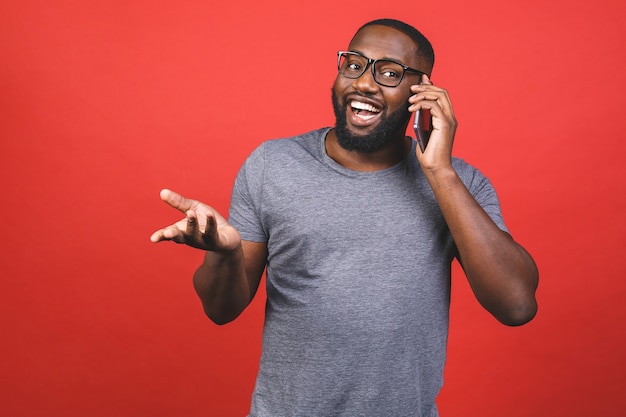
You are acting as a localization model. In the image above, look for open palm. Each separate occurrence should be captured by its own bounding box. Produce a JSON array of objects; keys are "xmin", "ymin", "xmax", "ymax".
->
[{"xmin": 150, "ymin": 189, "xmax": 241, "ymax": 252}]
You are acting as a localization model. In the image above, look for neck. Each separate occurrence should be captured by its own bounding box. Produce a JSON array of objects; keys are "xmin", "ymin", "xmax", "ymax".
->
[{"xmin": 325, "ymin": 129, "xmax": 411, "ymax": 172}]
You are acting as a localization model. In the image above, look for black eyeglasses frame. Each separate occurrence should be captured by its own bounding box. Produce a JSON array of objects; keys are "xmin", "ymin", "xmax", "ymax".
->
[{"xmin": 337, "ymin": 50, "xmax": 425, "ymax": 87}]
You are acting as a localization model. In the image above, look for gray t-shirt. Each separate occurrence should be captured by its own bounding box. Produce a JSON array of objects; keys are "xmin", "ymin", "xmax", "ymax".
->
[{"xmin": 229, "ymin": 128, "xmax": 507, "ymax": 417}]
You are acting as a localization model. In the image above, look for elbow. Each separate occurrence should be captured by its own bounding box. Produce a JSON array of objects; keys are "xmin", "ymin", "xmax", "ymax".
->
[
  {"xmin": 204, "ymin": 306, "xmax": 242, "ymax": 326},
  {"xmin": 495, "ymin": 298, "xmax": 538, "ymax": 326},
  {"xmin": 208, "ymin": 314, "xmax": 234, "ymax": 326},
  {"xmin": 202, "ymin": 299, "xmax": 249, "ymax": 325},
  {"xmin": 491, "ymin": 264, "xmax": 539, "ymax": 326},
  {"xmin": 210, "ymin": 317, "xmax": 236, "ymax": 326},
  {"xmin": 481, "ymin": 277, "xmax": 539, "ymax": 326}
]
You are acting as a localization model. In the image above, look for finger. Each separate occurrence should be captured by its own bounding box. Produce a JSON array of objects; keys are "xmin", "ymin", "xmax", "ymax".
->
[
  {"xmin": 159, "ymin": 189, "xmax": 197, "ymax": 214},
  {"xmin": 150, "ymin": 230, "xmax": 165, "ymax": 243},
  {"xmin": 150, "ymin": 226, "xmax": 183, "ymax": 243},
  {"xmin": 409, "ymin": 89, "xmax": 446, "ymax": 110},
  {"xmin": 201, "ymin": 213, "xmax": 217, "ymax": 242},
  {"xmin": 411, "ymin": 92, "xmax": 445, "ymax": 104},
  {"xmin": 161, "ymin": 226, "xmax": 186, "ymax": 243},
  {"xmin": 409, "ymin": 97, "xmax": 441, "ymax": 114},
  {"xmin": 410, "ymin": 83, "xmax": 446, "ymax": 97},
  {"xmin": 411, "ymin": 74, "xmax": 435, "ymax": 89},
  {"xmin": 185, "ymin": 210, "xmax": 199, "ymax": 235},
  {"xmin": 409, "ymin": 88, "xmax": 453, "ymax": 116}
]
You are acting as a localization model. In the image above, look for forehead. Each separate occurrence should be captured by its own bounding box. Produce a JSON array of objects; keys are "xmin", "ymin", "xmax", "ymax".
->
[{"xmin": 348, "ymin": 25, "xmax": 419, "ymax": 66}]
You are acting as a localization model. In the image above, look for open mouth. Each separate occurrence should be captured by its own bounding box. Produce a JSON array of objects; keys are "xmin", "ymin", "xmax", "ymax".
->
[{"xmin": 349, "ymin": 100, "xmax": 382, "ymax": 125}]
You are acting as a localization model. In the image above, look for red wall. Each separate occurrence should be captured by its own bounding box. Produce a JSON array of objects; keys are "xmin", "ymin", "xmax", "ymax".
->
[{"xmin": 1, "ymin": 0, "xmax": 625, "ymax": 416}]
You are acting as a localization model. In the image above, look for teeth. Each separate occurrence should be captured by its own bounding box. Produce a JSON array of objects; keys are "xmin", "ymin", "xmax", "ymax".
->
[{"xmin": 351, "ymin": 101, "xmax": 380, "ymax": 113}]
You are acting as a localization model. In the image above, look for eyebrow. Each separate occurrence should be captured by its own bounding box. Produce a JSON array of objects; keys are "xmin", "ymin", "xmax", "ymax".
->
[{"xmin": 348, "ymin": 49, "xmax": 411, "ymax": 66}]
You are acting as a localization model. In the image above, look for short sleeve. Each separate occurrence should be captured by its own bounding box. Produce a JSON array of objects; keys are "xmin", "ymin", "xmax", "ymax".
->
[
  {"xmin": 454, "ymin": 159, "xmax": 509, "ymax": 234},
  {"xmin": 228, "ymin": 144, "xmax": 268, "ymax": 242}
]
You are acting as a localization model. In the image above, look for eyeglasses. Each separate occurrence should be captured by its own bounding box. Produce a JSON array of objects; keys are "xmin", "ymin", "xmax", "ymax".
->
[{"xmin": 337, "ymin": 51, "xmax": 425, "ymax": 88}]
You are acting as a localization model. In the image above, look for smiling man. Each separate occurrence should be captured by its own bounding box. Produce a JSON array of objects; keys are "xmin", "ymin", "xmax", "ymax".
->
[
  {"xmin": 151, "ymin": 18, "xmax": 538, "ymax": 417},
  {"xmin": 329, "ymin": 24, "xmax": 430, "ymax": 156}
]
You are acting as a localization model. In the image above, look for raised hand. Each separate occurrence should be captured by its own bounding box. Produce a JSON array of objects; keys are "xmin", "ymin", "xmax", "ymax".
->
[
  {"xmin": 149, "ymin": 189, "xmax": 241, "ymax": 252},
  {"xmin": 408, "ymin": 74, "xmax": 458, "ymax": 171}
]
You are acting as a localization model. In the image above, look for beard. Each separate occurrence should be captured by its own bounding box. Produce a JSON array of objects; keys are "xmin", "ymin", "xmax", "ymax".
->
[{"xmin": 331, "ymin": 88, "xmax": 411, "ymax": 153}]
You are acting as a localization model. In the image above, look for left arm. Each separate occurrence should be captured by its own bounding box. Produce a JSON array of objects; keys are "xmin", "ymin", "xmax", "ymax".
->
[{"xmin": 409, "ymin": 75, "xmax": 538, "ymax": 326}]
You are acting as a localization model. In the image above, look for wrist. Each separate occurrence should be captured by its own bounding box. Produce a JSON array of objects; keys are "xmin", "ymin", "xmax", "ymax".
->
[{"xmin": 422, "ymin": 164, "xmax": 458, "ymax": 186}]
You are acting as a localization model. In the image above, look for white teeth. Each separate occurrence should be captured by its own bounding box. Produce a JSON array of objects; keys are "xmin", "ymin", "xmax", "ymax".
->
[{"xmin": 351, "ymin": 101, "xmax": 380, "ymax": 113}]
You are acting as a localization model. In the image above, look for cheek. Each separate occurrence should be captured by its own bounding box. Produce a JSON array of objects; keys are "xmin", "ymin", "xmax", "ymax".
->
[
  {"xmin": 331, "ymin": 83, "xmax": 347, "ymax": 108},
  {"xmin": 332, "ymin": 75, "xmax": 353, "ymax": 95},
  {"xmin": 387, "ymin": 89, "xmax": 412, "ymax": 111}
]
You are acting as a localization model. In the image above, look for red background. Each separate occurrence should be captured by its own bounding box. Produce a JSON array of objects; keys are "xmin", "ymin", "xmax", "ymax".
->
[{"xmin": 1, "ymin": 0, "xmax": 625, "ymax": 416}]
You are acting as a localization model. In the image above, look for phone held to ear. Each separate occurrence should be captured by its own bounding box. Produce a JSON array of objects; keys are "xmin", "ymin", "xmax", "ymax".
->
[{"xmin": 414, "ymin": 109, "xmax": 432, "ymax": 153}]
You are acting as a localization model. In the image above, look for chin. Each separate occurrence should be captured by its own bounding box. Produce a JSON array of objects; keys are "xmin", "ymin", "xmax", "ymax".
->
[
  {"xmin": 331, "ymin": 87, "xmax": 411, "ymax": 153},
  {"xmin": 336, "ymin": 126, "xmax": 389, "ymax": 153}
]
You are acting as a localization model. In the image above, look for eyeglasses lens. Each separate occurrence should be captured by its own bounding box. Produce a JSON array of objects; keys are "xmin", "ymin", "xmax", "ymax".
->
[{"xmin": 338, "ymin": 53, "xmax": 404, "ymax": 87}]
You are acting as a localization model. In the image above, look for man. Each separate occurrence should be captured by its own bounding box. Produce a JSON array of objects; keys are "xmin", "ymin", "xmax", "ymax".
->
[{"xmin": 150, "ymin": 18, "xmax": 538, "ymax": 417}]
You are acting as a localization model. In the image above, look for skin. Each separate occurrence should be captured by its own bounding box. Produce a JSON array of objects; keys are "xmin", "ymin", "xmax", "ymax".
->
[
  {"xmin": 151, "ymin": 24, "xmax": 538, "ymax": 326},
  {"xmin": 326, "ymin": 25, "xmax": 430, "ymax": 171}
]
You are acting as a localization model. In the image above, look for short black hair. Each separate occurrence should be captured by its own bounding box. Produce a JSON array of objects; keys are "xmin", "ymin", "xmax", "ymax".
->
[{"xmin": 357, "ymin": 18, "xmax": 435, "ymax": 68}]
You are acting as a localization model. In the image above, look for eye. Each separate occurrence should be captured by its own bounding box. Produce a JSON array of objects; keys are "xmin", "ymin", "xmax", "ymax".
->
[
  {"xmin": 380, "ymin": 69, "xmax": 400, "ymax": 79},
  {"xmin": 377, "ymin": 63, "xmax": 403, "ymax": 80},
  {"xmin": 345, "ymin": 56, "xmax": 363, "ymax": 70},
  {"xmin": 339, "ymin": 53, "xmax": 366, "ymax": 76}
]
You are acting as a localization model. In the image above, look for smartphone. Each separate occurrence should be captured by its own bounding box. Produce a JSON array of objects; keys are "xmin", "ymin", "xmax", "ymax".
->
[{"xmin": 414, "ymin": 109, "xmax": 432, "ymax": 153}]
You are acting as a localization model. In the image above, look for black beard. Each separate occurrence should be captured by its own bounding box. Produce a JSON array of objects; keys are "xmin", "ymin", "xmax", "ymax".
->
[{"xmin": 331, "ymin": 88, "xmax": 411, "ymax": 153}]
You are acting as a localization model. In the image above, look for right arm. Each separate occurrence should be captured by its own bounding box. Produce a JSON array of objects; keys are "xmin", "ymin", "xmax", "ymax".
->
[{"xmin": 150, "ymin": 189, "xmax": 267, "ymax": 325}]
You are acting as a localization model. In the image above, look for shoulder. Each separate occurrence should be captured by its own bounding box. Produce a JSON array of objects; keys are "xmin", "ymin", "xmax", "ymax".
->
[
  {"xmin": 451, "ymin": 156, "xmax": 478, "ymax": 174},
  {"xmin": 451, "ymin": 156, "xmax": 487, "ymax": 179},
  {"xmin": 451, "ymin": 157, "xmax": 495, "ymax": 193},
  {"xmin": 243, "ymin": 128, "xmax": 330, "ymax": 171},
  {"xmin": 253, "ymin": 128, "xmax": 328, "ymax": 156}
]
